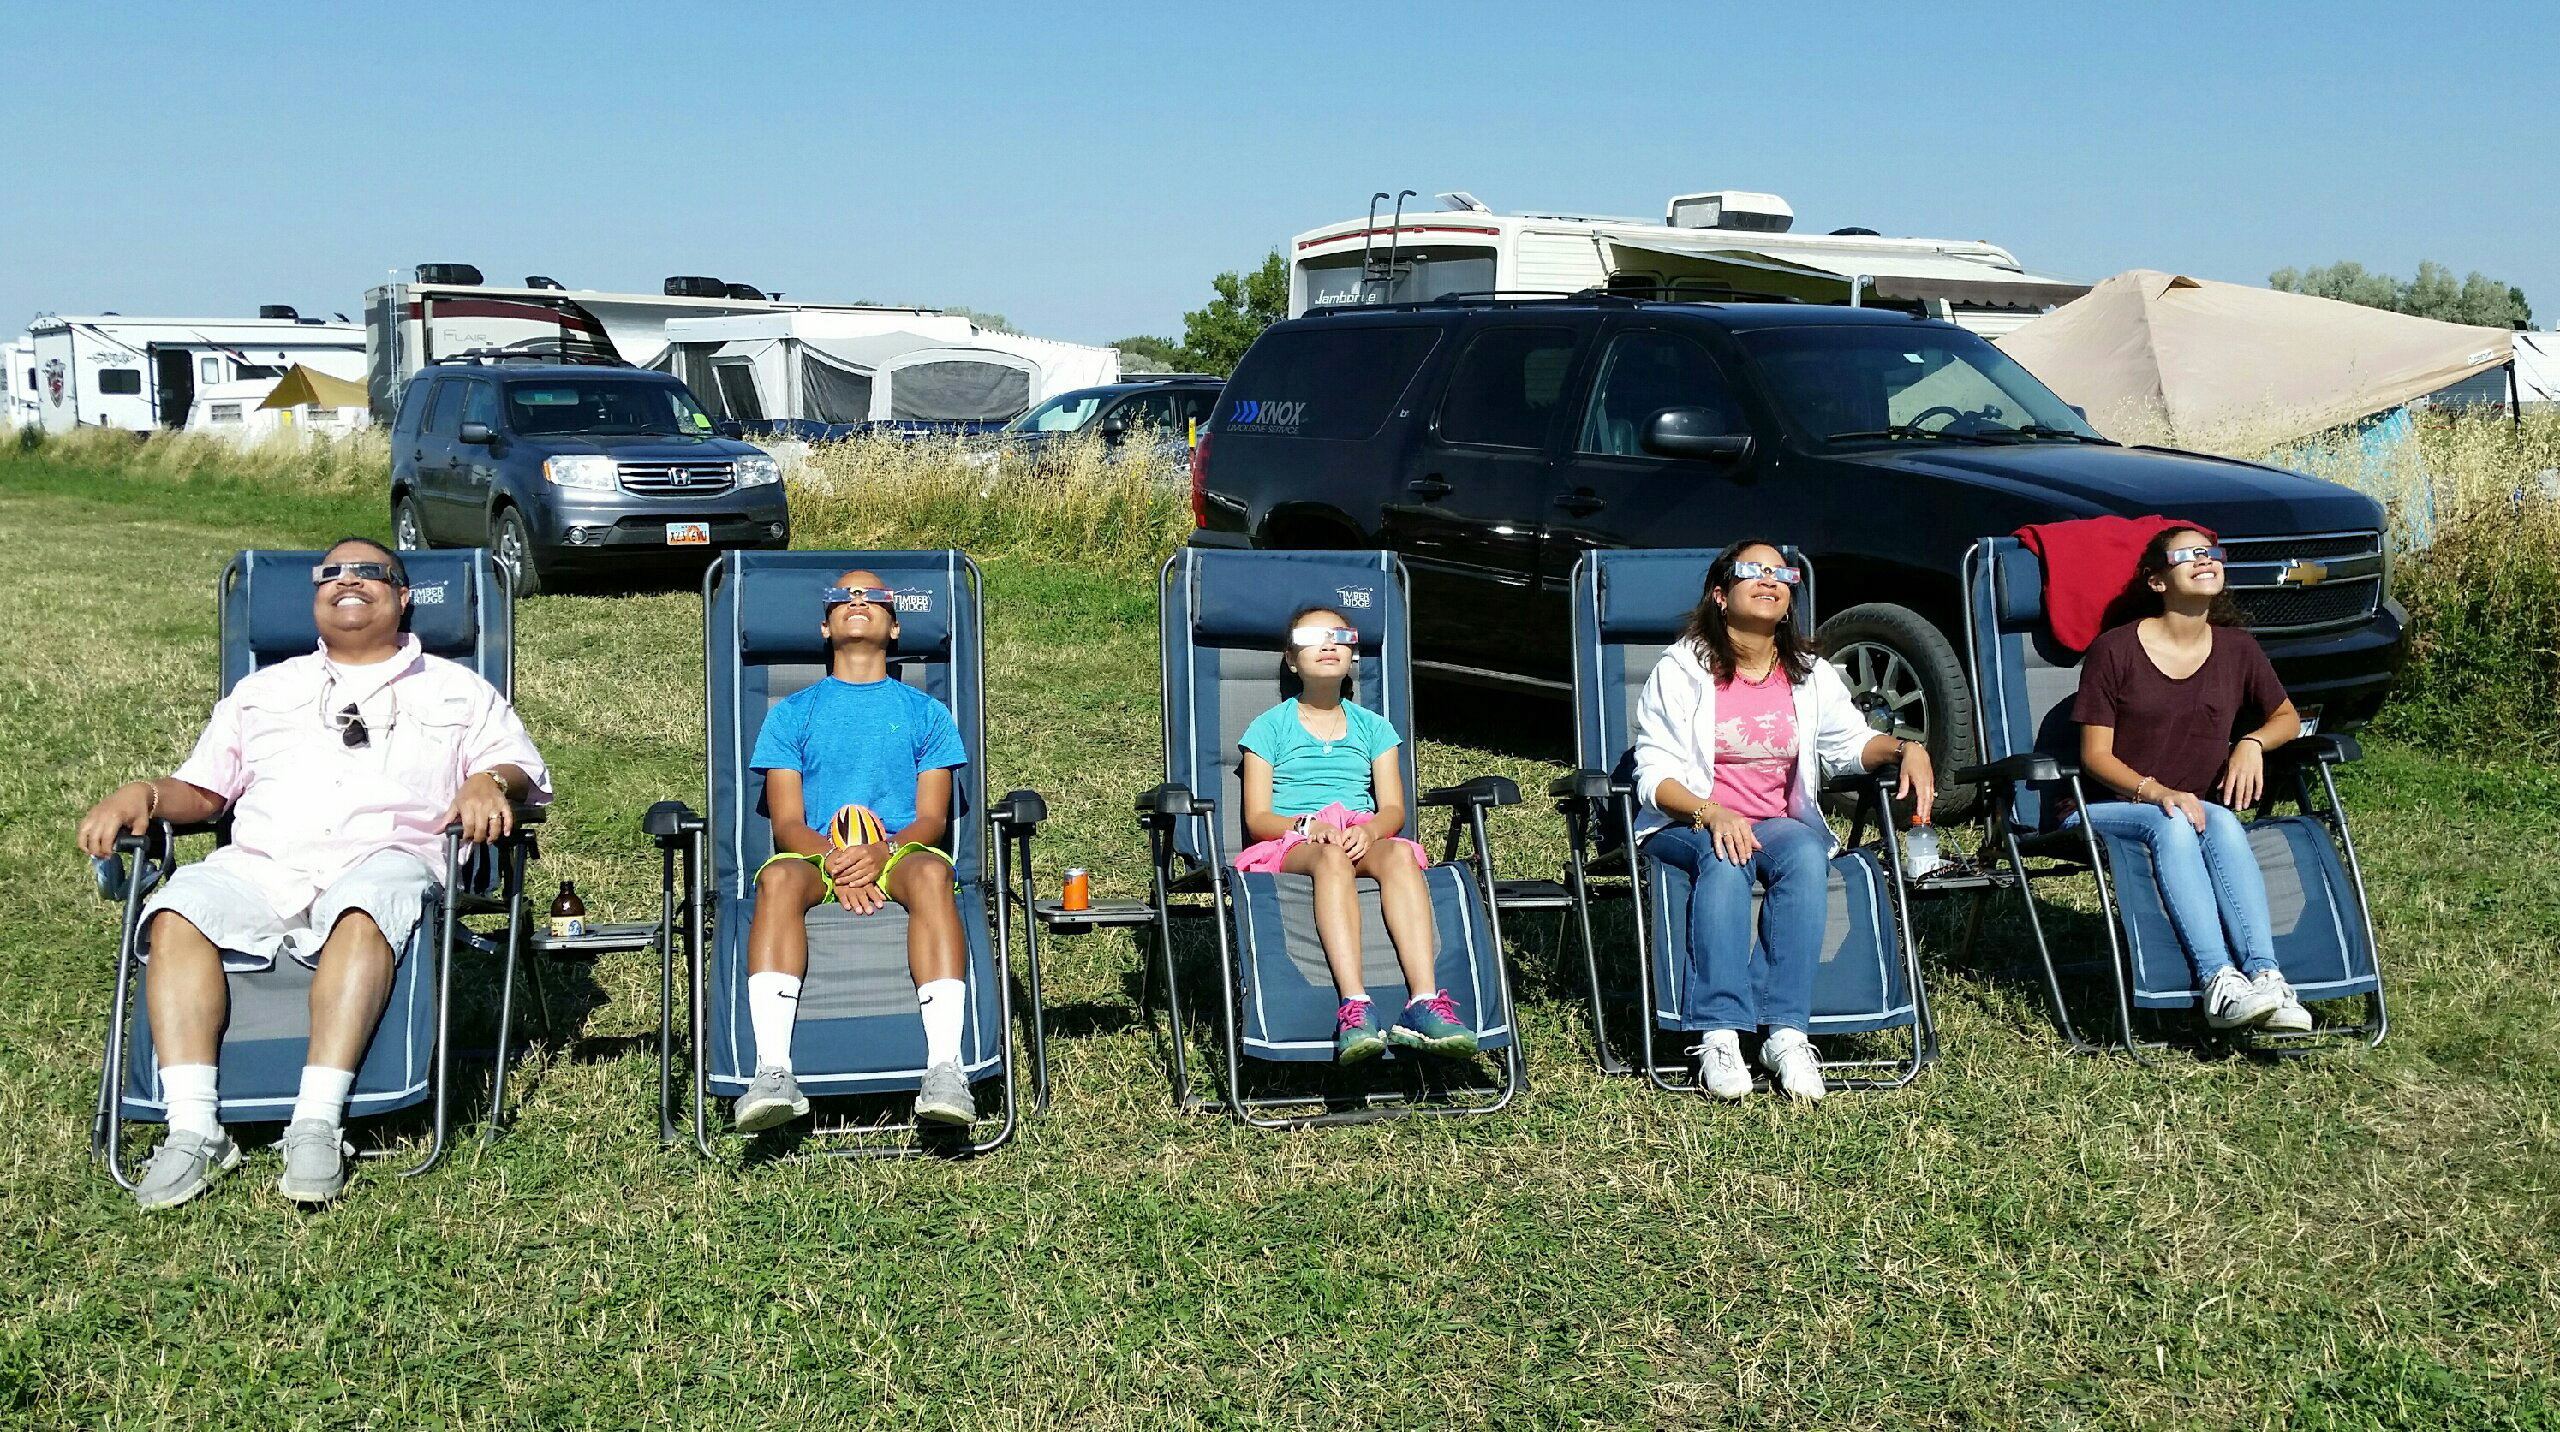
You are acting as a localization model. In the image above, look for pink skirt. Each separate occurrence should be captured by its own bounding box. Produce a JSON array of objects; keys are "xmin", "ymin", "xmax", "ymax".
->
[{"xmin": 1232, "ymin": 801, "xmax": 1431, "ymax": 874}]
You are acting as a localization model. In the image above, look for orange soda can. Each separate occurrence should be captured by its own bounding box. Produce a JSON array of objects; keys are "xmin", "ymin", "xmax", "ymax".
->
[{"xmin": 1061, "ymin": 868, "xmax": 1091, "ymax": 912}]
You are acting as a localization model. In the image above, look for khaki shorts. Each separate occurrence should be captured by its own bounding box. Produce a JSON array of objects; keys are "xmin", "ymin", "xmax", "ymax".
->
[{"xmin": 140, "ymin": 849, "xmax": 439, "ymax": 973}]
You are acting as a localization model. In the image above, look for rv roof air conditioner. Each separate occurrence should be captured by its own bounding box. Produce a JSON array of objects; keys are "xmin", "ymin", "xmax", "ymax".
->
[
  {"xmin": 1665, "ymin": 191, "xmax": 1795, "ymax": 233},
  {"xmin": 416, "ymin": 264, "xmax": 483, "ymax": 286},
  {"xmin": 258, "ymin": 305, "xmax": 299, "ymax": 321},
  {"xmin": 524, "ymin": 275, "xmax": 565, "ymax": 290},
  {"xmin": 665, "ymin": 276, "xmax": 727, "ymax": 299}
]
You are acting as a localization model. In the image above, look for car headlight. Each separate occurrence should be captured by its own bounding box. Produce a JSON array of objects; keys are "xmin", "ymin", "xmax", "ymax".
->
[
  {"xmin": 542, "ymin": 455, "xmax": 618, "ymax": 491},
  {"xmin": 734, "ymin": 454, "xmax": 782, "ymax": 488}
]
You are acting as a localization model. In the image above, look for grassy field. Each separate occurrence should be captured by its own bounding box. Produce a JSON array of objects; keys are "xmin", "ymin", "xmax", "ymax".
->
[{"xmin": 2, "ymin": 443, "xmax": 2557, "ymax": 1430}]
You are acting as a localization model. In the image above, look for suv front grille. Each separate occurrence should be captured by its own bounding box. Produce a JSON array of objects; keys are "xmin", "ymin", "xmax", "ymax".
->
[
  {"xmin": 618, "ymin": 461, "xmax": 735, "ymax": 495},
  {"xmin": 2222, "ymin": 530, "xmax": 2384, "ymax": 634}
]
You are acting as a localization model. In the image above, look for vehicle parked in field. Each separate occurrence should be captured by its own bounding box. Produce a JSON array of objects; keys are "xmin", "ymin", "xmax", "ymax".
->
[
  {"xmin": 1191, "ymin": 297, "xmax": 2405, "ymax": 819},
  {"xmin": 389, "ymin": 354, "xmax": 786, "ymax": 595},
  {"xmin": 981, "ymin": 375, "xmax": 1223, "ymax": 465}
]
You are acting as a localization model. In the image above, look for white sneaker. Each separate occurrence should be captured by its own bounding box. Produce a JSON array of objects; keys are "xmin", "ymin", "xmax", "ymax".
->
[
  {"xmin": 2201, "ymin": 967, "xmax": 2280, "ymax": 1029},
  {"xmin": 1759, "ymin": 1028, "xmax": 1827, "ymax": 1102},
  {"xmin": 2254, "ymin": 969, "xmax": 2314, "ymax": 1033},
  {"xmin": 1690, "ymin": 1030, "xmax": 1752, "ymax": 1100}
]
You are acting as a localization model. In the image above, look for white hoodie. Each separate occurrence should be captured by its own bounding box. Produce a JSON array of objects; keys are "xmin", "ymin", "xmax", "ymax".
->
[{"xmin": 1629, "ymin": 640, "xmax": 1877, "ymax": 852}]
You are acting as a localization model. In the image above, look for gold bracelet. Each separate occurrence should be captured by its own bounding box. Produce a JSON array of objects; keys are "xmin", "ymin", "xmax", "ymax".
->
[
  {"xmin": 2133, "ymin": 776, "xmax": 2155, "ymax": 801},
  {"xmin": 1689, "ymin": 804, "xmax": 1710, "ymax": 830}
]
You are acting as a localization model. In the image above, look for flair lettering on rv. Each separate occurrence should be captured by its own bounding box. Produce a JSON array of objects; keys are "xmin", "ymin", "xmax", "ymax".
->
[{"xmin": 1228, "ymin": 400, "xmax": 1307, "ymax": 433}]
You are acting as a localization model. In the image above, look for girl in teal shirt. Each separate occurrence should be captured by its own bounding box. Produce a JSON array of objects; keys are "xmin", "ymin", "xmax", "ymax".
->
[{"xmin": 1235, "ymin": 605, "xmax": 1476, "ymax": 1062}]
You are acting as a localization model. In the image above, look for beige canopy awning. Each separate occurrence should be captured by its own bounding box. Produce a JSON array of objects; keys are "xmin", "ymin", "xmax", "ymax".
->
[
  {"xmin": 1996, "ymin": 269, "xmax": 2514, "ymax": 450},
  {"xmin": 1605, "ymin": 238, "xmax": 2092, "ymax": 310},
  {"xmin": 257, "ymin": 364, "xmax": 369, "ymax": 411}
]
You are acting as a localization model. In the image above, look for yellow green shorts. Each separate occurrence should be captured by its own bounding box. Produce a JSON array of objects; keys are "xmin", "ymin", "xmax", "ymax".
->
[{"xmin": 758, "ymin": 843, "xmax": 951, "ymax": 901}]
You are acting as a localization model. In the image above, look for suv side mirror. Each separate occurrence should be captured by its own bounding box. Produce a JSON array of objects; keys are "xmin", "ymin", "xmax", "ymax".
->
[
  {"xmin": 1098, "ymin": 415, "xmax": 1130, "ymax": 440},
  {"xmin": 458, "ymin": 421, "xmax": 494, "ymax": 445},
  {"xmin": 717, "ymin": 419, "xmax": 745, "ymax": 439},
  {"xmin": 1641, "ymin": 407, "xmax": 1754, "ymax": 463}
]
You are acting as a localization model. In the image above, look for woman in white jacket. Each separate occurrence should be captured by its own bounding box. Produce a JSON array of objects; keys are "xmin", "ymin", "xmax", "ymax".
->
[{"xmin": 1631, "ymin": 540, "xmax": 1934, "ymax": 1100}]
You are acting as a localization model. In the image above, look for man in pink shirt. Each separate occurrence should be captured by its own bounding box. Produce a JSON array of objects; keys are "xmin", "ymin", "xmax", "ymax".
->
[{"xmin": 76, "ymin": 537, "xmax": 551, "ymax": 1208}]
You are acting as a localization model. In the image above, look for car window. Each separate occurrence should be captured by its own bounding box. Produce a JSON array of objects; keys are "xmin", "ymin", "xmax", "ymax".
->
[
  {"xmin": 422, "ymin": 380, "xmax": 460, "ymax": 436},
  {"xmin": 1737, "ymin": 325, "xmax": 2100, "ymax": 443},
  {"xmin": 1009, "ymin": 392, "xmax": 1104, "ymax": 432},
  {"xmin": 1116, "ymin": 392, "xmax": 1179, "ymax": 429},
  {"xmin": 462, "ymin": 380, "xmax": 501, "ymax": 431},
  {"xmin": 504, "ymin": 379, "xmax": 713, "ymax": 437},
  {"xmin": 1175, "ymin": 390, "xmax": 1217, "ymax": 429},
  {"xmin": 1437, "ymin": 326, "xmax": 1579, "ymax": 450},
  {"xmin": 1221, "ymin": 324, "xmax": 1440, "ymax": 441},
  {"xmin": 1576, "ymin": 330, "xmax": 1742, "ymax": 457}
]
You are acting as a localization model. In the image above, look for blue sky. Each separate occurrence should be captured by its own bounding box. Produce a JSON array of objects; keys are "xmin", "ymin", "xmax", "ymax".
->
[{"xmin": 5, "ymin": 1, "xmax": 2553, "ymax": 344}]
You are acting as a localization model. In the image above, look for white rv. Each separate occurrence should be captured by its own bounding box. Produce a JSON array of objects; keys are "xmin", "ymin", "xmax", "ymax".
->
[
  {"xmin": 25, "ymin": 312, "xmax": 365, "ymax": 432},
  {"xmin": 660, "ymin": 310, "xmax": 1120, "ymax": 428},
  {"xmin": 5, "ymin": 334, "xmax": 37, "ymax": 429},
  {"xmin": 362, "ymin": 267, "xmax": 899, "ymax": 420},
  {"xmin": 1288, "ymin": 189, "xmax": 2089, "ymax": 336}
]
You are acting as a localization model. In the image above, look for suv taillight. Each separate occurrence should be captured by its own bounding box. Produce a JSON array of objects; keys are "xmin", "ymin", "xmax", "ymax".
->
[{"xmin": 1189, "ymin": 430, "xmax": 1213, "ymax": 528}]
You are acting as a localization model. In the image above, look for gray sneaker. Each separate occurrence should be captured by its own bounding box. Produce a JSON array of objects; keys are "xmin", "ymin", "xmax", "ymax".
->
[
  {"xmin": 2202, "ymin": 967, "xmax": 2281, "ymax": 1030},
  {"xmin": 134, "ymin": 1127, "xmax": 242, "ymax": 1209},
  {"xmin": 914, "ymin": 1060, "xmax": 977, "ymax": 1127},
  {"xmin": 734, "ymin": 1067, "xmax": 808, "ymax": 1133},
  {"xmin": 2255, "ymin": 970, "xmax": 2315, "ymax": 1034},
  {"xmin": 276, "ymin": 1119, "xmax": 354, "ymax": 1204}
]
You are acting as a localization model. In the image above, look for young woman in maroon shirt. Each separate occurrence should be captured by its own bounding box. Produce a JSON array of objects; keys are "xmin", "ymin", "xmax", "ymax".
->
[{"xmin": 2071, "ymin": 526, "xmax": 2313, "ymax": 1033}]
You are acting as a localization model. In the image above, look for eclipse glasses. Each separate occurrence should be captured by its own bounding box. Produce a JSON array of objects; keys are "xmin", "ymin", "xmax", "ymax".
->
[
  {"xmin": 310, "ymin": 561, "xmax": 405, "ymax": 587},
  {"xmin": 1729, "ymin": 560, "xmax": 1801, "ymax": 586},
  {"xmin": 1289, "ymin": 625, "xmax": 1359, "ymax": 649},
  {"xmin": 2165, "ymin": 545, "xmax": 2228, "ymax": 567},
  {"xmin": 822, "ymin": 585, "xmax": 899, "ymax": 609}
]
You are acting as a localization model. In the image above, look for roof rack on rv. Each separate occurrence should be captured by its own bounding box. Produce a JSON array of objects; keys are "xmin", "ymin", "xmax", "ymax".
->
[{"xmin": 427, "ymin": 347, "xmax": 635, "ymax": 369}]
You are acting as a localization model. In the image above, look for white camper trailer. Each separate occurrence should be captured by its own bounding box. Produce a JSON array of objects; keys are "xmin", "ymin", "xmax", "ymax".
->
[
  {"xmin": 5, "ymin": 335, "xmax": 37, "ymax": 429},
  {"xmin": 362, "ymin": 267, "xmax": 901, "ymax": 421},
  {"xmin": 26, "ymin": 312, "xmax": 364, "ymax": 432},
  {"xmin": 659, "ymin": 311, "xmax": 1121, "ymax": 429},
  {"xmin": 1289, "ymin": 189, "xmax": 2089, "ymax": 337}
]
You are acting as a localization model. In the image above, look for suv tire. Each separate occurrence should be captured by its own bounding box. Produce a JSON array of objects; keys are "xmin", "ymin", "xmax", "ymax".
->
[
  {"xmin": 492, "ymin": 506, "xmax": 544, "ymax": 597},
  {"xmin": 391, "ymin": 496, "xmax": 429, "ymax": 552},
  {"xmin": 1816, "ymin": 602, "xmax": 1978, "ymax": 825}
]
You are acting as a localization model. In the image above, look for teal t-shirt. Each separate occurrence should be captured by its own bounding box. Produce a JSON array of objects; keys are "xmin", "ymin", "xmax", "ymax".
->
[{"xmin": 1239, "ymin": 698, "xmax": 1401, "ymax": 816}]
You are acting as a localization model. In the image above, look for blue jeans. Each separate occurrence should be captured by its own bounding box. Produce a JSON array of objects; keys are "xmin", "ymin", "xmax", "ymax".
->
[
  {"xmin": 1647, "ymin": 816, "xmax": 1830, "ymax": 1034},
  {"xmin": 2070, "ymin": 800, "xmax": 2278, "ymax": 984}
]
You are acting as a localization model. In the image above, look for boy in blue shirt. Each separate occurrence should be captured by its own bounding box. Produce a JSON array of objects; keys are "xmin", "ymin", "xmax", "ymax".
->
[{"xmin": 735, "ymin": 570, "xmax": 975, "ymax": 1132}]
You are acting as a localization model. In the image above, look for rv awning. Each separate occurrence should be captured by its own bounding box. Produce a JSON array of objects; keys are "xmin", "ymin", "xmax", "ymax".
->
[
  {"xmin": 257, "ymin": 365, "xmax": 369, "ymax": 411},
  {"xmin": 1605, "ymin": 239, "xmax": 2092, "ymax": 310}
]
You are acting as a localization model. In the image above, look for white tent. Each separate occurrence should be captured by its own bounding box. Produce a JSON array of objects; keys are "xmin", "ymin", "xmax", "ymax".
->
[
  {"xmin": 2518, "ymin": 332, "xmax": 2560, "ymax": 410},
  {"xmin": 661, "ymin": 312, "xmax": 1119, "ymax": 426}
]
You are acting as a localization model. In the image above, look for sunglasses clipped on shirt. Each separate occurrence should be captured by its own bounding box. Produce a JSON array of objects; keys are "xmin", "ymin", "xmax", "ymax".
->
[
  {"xmin": 821, "ymin": 585, "xmax": 899, "ymax": 611},
  {"xmin": 1729, "ymin": 560, "xmax": 1802, "ymax": 586},
  {"xmin": 331, "ymin": 703, "xmax": 372, "ymax": 749},
  {"xmin": 2165, "ymin": 544, "xmax": 2228, "ymax": 567},
  {"xmin": 310, "ymin": 561, "xmax": 404, "ymax": 587},
  {"xmin": 1289, "ymin": 625, "xmax": 1359, "ymax": 650}
]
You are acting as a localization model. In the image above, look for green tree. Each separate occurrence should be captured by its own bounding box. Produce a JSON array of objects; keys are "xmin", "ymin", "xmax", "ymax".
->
[
  {"xmin": 2269, "ymin": 260, "xmax": 2532, "ymax": 328},
  {"xmin": 1111, "ymin": 335, "xmax": 1187, "ymax": 374},
  {"xmin": 1179, "ymin": 250, "xmax": 1290, "ymax": 375}
]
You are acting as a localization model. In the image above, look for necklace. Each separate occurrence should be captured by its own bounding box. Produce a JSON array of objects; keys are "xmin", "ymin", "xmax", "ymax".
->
[{"xmin": 1298, "ymin": 700, "xmax": 1349, "ymax": 748}]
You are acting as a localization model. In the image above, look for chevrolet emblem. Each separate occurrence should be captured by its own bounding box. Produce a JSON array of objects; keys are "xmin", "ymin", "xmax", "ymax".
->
[{"xmin": 2278, "ymin": 560, "xmax": 2329, "ymax": 586}]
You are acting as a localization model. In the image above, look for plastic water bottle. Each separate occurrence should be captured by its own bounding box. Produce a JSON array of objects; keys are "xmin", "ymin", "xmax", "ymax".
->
[{"xmin": 1904, "ymin": 817, "xmax": 1943, "ymax": 879}]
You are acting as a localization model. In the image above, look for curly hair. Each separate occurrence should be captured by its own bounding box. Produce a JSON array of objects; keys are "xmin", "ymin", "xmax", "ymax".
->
[
  {"xmin": 1680, "ymin": 539, "xmax": 1816, "ymax": 683},
  {"xmin": 2107, "ymin": 525, "xmax": 2246, "ymax": 629}
]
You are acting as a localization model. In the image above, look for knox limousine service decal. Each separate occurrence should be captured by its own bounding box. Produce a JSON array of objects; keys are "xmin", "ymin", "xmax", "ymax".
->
[{"xmin": 1227, "ymin": 399, "xmax": 1307, "ymax": 435}]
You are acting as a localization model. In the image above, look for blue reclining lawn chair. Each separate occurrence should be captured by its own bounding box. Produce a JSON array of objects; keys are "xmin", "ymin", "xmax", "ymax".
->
[
  {"xmin": 1135, "ymin": 548, "xmax": 1524, "ymax": 1128},
  {"xmin": 1955, "ymin": 536, "xmax": 2385, "ymax": 1056},
  {"xmin": 652, "ymin": 550, "xmax": 1049, "ymax": 1158},
  {"xmin": 1551, "ymin": 548, "xmax": 1934, "ymax": 1091},
  {"xmin": 93, "ymin": 549, "xmax": 539, "ymax": 1190}
]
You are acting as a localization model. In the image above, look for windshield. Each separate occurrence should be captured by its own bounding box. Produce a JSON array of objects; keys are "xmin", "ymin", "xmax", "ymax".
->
[
  {"xmin": 1737, "ymin": 326, "xmax": 2103, "ymax": 445},
  {"xmin": 505, "ymin": 379, "xmax": 715, "ymax": 438},
  {"xmin": 1003, "ymin": 392, "xmax": 1105, "ymax": 433}
]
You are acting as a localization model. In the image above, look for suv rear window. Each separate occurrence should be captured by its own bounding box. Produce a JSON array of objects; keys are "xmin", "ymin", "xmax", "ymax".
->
[{"xmin": 1223, "ymin": 325, "xmax": 1440, "ymax": 440}]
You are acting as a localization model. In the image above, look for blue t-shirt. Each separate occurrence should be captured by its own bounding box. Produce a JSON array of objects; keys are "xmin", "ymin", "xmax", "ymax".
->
[
  {"xmin": 1239, "ymin": 698, "xmax": 1401, "ymax": 816},
  {"xmin": 750, "ymin": 676, "xmax": 968, "ymax": 836}
]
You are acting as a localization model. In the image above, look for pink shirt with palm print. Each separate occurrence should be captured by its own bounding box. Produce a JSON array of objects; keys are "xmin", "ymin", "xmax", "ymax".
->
[{"xmin": 1710, "ymin": 670, "xmax": 1798, "ymax": 820}]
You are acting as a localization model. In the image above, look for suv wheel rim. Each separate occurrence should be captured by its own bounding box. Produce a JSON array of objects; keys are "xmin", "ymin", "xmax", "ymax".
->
[
  {"xmin": 1834, "ymin": 639, "xmax": 1928, "ymax": 744},
  {"xmin": 393, "ymin": 507, "xmax": 421, "ymax": 549},
  {"xmin": 496, "ymin": 521, "xmax": 524, "ymax": 575}
]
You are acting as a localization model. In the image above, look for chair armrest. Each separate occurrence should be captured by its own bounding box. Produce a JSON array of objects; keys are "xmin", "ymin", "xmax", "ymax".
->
[
  {"xmin": 1421, "ymin": 775, "xmax": 1521, "ymax": 809},
  {"xmin": 1953, "ymin": 753, "xmax": 2068, "ymax": 786},
  {"xmin": 1547, "ymin": 769, "xmax": 1625, "ymax": 802},
  {"xmin": 642, "ymin": 800, "xmax": 703, "ymax": 841},
  {"xmin": 443, "ymin": 799, "xmax": 547, "ymax": 843},
  {"xmin": 2267, "ymin": 733, "xmax": 2360, "ymax": 766},
  {"xmin": 1135, "ymin": 782, "xmax": 1208, "ymax": 820},
  {"xmin": 1821, "ymin": 768, "xmax": 1887, "ymax": 797},
  {"xmin": 990, "ymin": 788, "xmax": 1049, "ymax": 831}
]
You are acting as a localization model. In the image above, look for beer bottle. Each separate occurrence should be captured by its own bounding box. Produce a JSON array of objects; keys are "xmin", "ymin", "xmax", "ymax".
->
[{"xmin": 549, "ymin": 880, "xmax": 586, "ymax": 940}]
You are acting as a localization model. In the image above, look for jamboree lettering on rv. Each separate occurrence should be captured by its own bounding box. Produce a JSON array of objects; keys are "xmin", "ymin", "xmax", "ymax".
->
[{"xmin": 1228, "ymin": 399, "xmax": 1307, "ymax": 434}]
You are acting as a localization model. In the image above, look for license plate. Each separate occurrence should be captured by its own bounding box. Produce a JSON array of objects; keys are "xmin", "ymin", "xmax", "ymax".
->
[
  {"xmin": 2297, "ymin": 707, "xmax": 2321, "ymax": 737},
  {"xmin": 665, "ymin": 522, "xmax": 709, "ymax": 546}
]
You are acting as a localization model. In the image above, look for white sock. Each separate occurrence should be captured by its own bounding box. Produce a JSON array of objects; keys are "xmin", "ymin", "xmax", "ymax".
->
[
  {"xmin": 748, "ymin": 972, "xmax": 801, "ymax": 1074},
  {"xmin": 291, "ymin": 1065, "xmax": 355, "ymax": 1129},
  {"xmin": 1406, "ymin": 989, "xmax": 1440, "ymax": 1006},
  {"xmin": 160, "ymin": 1063, "xmax": 221, "ymax": 1141},
  {"xmin": 918, "ymin": 978, "xmax": 966, "ymax": 1068}
]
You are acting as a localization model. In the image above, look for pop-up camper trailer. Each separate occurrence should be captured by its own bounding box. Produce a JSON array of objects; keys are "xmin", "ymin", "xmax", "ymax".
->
[
  {"xmin": 26, "ymin": 311, "xmax": 363, "ymax": 432},
  {"xmin": 659, "ymin": 310, "xmax": 1121, "ymax": 435},
  {"xmin": 5, "ymin": 334, "xmax": 36, "ymax": 428}
]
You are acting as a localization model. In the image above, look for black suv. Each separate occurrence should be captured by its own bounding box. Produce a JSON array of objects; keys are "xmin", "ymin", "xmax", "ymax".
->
[
  {"xmin": 1191, "ymin": 299, "xmax": 2404, "ymax": 813},
  {"xmin": 389, "ymin": 357, "xmax": 787, "ymax": 594}
]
